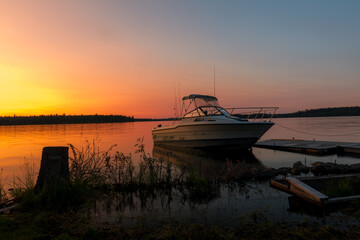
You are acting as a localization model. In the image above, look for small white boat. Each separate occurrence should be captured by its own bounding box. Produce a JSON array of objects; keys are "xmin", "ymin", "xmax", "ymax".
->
[{"xmin": 152, "ymin": 94, "xmax": 278, "ymax": 149}]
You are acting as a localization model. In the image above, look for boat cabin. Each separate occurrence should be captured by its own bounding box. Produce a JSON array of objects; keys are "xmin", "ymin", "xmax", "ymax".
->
[{"xmin": 182, "ymin": 94, "xmax": 233, "ymax": 119}]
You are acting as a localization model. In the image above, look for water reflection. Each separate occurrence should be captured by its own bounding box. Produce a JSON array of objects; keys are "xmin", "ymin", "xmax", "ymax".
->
[
  {"xmin": 153, "ymin": 144, "xmax": 261, "ymax": 162},
  {"xmin": 92, "ymin": 144, "xmax": 268, "ymax": 226},
  {"xmin": 1, "ymin": 117, "xmax": 359, "ymax": 226},
  {"xmin": 90, "ymin": 143, "xmax": 360, "ymax": 227},
  {"xmin": 1, "ymin": 117, "xmax": 359, "ymax": 182},
  {"xmin": 152, "ymin": 144, "xmax": 263, "ymax": 180}
]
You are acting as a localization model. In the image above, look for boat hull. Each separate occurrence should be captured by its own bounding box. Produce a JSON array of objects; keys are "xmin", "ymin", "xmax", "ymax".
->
[{"xmin": 152, "ymin": 122, "xmax": 273, "ymax": 149}]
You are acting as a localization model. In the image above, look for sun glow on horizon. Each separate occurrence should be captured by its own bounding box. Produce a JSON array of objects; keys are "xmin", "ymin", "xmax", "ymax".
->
[{"xmin": 0, "ymin": 65, "xmax": 65, "ymax": 116}]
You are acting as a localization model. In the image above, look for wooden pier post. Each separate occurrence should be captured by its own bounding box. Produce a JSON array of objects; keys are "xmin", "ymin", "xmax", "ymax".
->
[{"xmin": 34, "ymin": 147, "xmax": 70, "ymax": 192}]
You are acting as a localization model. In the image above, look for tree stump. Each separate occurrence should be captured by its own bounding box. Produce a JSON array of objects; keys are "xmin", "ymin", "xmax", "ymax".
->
[{"xmin": 34, "ymin": 147, "xmax": 70, "ymax": 192}]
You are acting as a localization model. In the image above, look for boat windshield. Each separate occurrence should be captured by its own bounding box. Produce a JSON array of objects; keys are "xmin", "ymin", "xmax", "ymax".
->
[
  {"xmin": 193, "ymin": 98, "xmax": 219, "ymax": 108},
  {"xmin": 183, "ymin": 106, "xmax": 231, "ymax": 118},
  {"xmin": 200, "ymin": 106, "xmax": 231, "ymax": 117}
]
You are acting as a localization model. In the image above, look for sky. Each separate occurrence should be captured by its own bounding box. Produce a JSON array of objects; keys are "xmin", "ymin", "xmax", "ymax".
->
[{"xmin": 0, "ymin": 0, "xmax": 359, "ymax": 118}]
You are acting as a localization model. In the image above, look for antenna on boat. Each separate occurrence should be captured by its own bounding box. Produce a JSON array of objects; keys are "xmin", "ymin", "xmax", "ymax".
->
[
  {"xmin": 174, "ymin": 84, "xmax": 177, "ymax": 118},
  {"xmin": 178, "ymin": 81, "xmax": 181, "ymax": 118},
  {"xmin": 173, "ymin": 81, "xmax": 181, "ymax": 120},
  {"xmin": 213, "ymin": 65, "xmax": 216, "ymax": 97}
]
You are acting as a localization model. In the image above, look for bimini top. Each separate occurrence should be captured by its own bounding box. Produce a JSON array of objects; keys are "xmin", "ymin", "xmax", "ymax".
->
[
  {"xmin": 182, "ymin": 94, "xmax": 218, "ymax": 101},
  {"xmin": 182, "ymin": 94, "xmax": 219, "ymax": 111}
]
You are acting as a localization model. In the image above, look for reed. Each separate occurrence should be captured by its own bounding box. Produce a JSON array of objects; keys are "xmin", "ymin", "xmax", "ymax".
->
[
  {"xmin": 135, "ymin": 138, "xmax": 176, "ymax": 187},
  {"xmin": 9, "ymin": 161, "xmax": 37, "ymax": 201},
  {"xmin": 9, "ymin": 139, "xmax": 249, "ymax": 214},
  {"xmin": 104, "ymin": 150, "xmax": 135, "ymax": 186},
  {"xmin": 68, "ymin": 138, "xmax": 186, "ymax": 191},
  {"xmin": 68, "ymin": 139, "xmax": 109, "ymax": 186},
  {"xmin": 324, "ymin": 177, "xmax": 360, "ymax": 198},
  {"xmin": 0, "ymin": 169, "xmax": 7, "ymax": 204}
]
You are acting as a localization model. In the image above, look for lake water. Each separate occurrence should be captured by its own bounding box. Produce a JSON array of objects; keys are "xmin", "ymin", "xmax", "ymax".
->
[
  {"xmin": 1, "ymin": 116, "xmax": 360, "ymax": 226},
  {"xmin": 1, "ymin": 116, "xmax": 359, "ymax": 179}
]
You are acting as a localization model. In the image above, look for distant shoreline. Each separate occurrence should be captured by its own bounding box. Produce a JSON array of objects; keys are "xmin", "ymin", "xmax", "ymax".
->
[
  {"xmin": 273, "ymin": 106, "xmax": 360, "ymax": 118},
  {"xmin": 0, "ymin": 114, "xmax": 134, "ymax": 126},
  {"xmin": 0, "ymin": 107, "xmax": 359, "ymax": 126}
]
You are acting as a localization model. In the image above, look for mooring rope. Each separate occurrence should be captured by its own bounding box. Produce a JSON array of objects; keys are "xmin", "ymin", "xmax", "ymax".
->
[{"xmin": 275, "ymin": 122, "xmax": 360, "ymax": 137}]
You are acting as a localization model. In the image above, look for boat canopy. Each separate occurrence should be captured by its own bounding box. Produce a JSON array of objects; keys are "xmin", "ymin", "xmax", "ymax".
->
[
  {"xmin": 182, "ymin": 94, "xmax": 217, "ymax": 101},
  {"xmin": 182, "ymin": 94, "xmax": 219, "ymax": 109}
]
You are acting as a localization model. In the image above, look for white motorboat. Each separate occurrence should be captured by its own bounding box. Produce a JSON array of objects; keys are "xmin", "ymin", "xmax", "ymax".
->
[{"xmin": 152, "ymin": 94, "xmax": 278, "ymax": 149}]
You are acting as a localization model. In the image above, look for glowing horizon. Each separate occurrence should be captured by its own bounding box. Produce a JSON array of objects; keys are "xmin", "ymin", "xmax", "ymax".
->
[{"xmin": 1, "ymin": 1, "xmax": 359, "ymax": 118}]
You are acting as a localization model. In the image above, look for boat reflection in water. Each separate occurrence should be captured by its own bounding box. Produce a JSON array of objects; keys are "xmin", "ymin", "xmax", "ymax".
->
[
  {"xmin": 153, "ymin": 143, "xmax": 261, "ymax": 163},
  {"xmin": 152, "ymin": 143, "xmax": 264, "ymax": 182}
]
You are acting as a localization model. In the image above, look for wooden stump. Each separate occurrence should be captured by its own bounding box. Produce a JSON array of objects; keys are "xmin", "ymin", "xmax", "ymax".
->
[{"xmin": 34, "ymin": 147, "xmax": 70, "ymax": 192}]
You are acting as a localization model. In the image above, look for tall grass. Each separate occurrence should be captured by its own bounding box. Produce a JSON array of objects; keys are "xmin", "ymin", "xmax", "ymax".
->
[
  {"xmin": 8, "ymin": 138, "xmax": 251, "ymax": 212},
  {"xmin": 68, "ymin": 138, "xmax": 186, "ymax": 190},
  {"xmin": 66, "ymin": 138, "xmax": 254, "ymax": 198},
  {"xmin": 0, "ymin": 169, "xmax": 7, "ymax": 204},
  {"xmin": 8, "ymin": 157, "xmax": 93, "ymax": 212},
  {"xmin": 324, "ymin": 177, "xmax": 360, "ymax": 198},
  {"xmin": 104, "ymin": 150, "xmax": 135, "ymax": 186},
  {"xmin": 135, "ymin": 138, "xmax": 176, "ymax": 187},
  {"xmin": 67, "ymin": 138, "xmax": 222, "ymax": 210},
  {"xmin": 69, "ymin": 139, "xmax": 109, "ymax": 186},
  {"xmin": 9, "ymin": 161, "xmax": 37, "ymax": 201}
]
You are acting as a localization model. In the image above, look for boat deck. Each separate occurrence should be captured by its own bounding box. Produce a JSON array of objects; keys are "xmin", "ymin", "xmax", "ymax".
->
[{"xmin": 255, "ymin": 139, "xmax": 360, "ymax": 156}]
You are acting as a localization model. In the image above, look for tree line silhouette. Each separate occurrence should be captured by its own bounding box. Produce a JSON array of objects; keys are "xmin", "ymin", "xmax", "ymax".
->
[
  {"xmin": 274, "ymin": 106, "xmax": 360, "ymax": 118},
  {"xmin": 1, "ymin": 107, "xmax": 359, "ymax": 126},
  {"xmin": 236, "ymin": 106, "xmax": 360, "ymax": 119},
  {"xmin": 0, "ymin": 114, "xmax": 134, "ymax": 126}
]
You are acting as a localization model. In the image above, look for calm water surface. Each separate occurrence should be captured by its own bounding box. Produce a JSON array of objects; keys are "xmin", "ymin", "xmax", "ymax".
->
[
  {"xmin": 1, "ymin": 116, "xmax": 359, "ymax": 178},
  {"xmin": 1, "ymin": 116, "xmax": 360, "ymax": 226}
]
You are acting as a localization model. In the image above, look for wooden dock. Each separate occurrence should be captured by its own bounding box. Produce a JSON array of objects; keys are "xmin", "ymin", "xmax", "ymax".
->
[
  {"xmin": 255, "ymin": 139, "xmax": 360, "ymax": 156},
  {"xmin": 270, "ymin": 174, "xmax": 360, "ymax": 206}
]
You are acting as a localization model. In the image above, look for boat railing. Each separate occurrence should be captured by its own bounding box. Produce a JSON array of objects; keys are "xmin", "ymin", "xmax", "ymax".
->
[{"xmin": 225, "ymin": 107, "xmax": 279, "ymax": 122}]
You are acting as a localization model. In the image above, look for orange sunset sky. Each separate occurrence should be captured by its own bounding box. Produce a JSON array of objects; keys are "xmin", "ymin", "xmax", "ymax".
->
[{"xmin": 0, "ymin": 1, "xmax": 359, "ymax": 118}]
